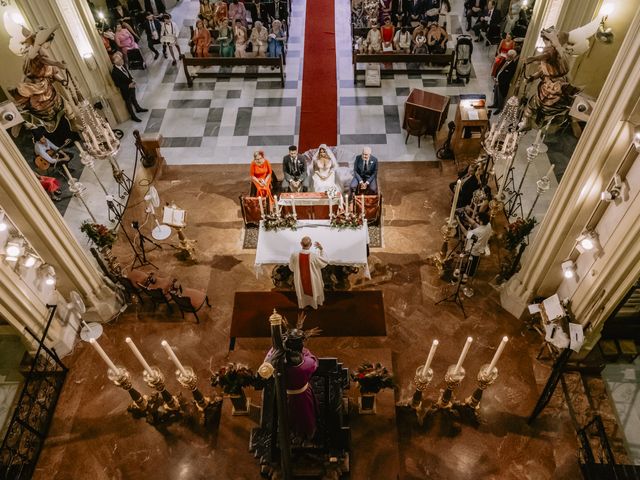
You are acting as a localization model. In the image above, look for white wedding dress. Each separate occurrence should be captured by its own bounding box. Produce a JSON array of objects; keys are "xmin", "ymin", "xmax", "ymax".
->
[{"xmin": 311, "ymin": 146, "xmax": 340, "ymax": 193}]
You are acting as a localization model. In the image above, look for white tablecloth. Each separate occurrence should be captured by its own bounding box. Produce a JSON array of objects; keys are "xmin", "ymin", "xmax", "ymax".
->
[{"xmin": 254, "ymin": 220, "xmax": 370, "ymax": 278}]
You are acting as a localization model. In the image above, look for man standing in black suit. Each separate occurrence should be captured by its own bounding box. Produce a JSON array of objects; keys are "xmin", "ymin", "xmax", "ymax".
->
[
  {"xmin": 110, "ymin": 52, "xmax": 147, "ymax": 122},
  {"xmin": 350, "ymin": 147, "xmax": 379, "ymax": 195},
  {"xmin": 142, "ymin": 11, "xmax": 162, "ymax": 60},
  {"xmin": 491, "ymin": 49, "xmax": 518, "ymax": 113},
  {"xmin": 472, "ymin": 0, "xmax": 501, "ymax": 41},
  {"xmin": 282, "ymin": 145, "xmax": 309, "ymax": 192}
]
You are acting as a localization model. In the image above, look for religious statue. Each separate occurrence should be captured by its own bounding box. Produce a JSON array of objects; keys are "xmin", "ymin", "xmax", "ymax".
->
[
  {"xmin": 9, "ymin": 25, "xmax": 78, "ymax": 134},
  {"xmin": 311, "ymin": 145, "xmax": 340, "ymax": 193}
]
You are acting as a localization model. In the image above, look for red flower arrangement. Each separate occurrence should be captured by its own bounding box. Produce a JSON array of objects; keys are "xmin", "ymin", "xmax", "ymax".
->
[{"xmin": 350, "ymin": 362, "xmax": 393, "ymax": 394}]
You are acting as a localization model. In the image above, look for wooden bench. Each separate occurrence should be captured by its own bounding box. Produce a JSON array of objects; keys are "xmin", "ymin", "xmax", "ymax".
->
[
  {"xmin": 182, "ymin": 56, "xmax": 285, "ymax": 87},
  {"xmin": 352, "ymin": 51, "xmax": 455, "ymax": 85}
]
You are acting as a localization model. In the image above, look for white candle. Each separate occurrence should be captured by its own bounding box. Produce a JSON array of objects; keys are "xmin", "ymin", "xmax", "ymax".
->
[
  {"xmin": 62, "ymin": 164, "xmax": 73, "ymax": 182},
  {"xmin": 544, "ymin": 163, "xmax": 555, "ymax": 179},
  {"xmin": 345, "ymin": 194, "xmax": 349, "ymax": 213},
  {"xmin": 89, "ymin": 338, "xmax": 118, "ymax": 373},
  {"xmin": 488, "ymin": 336, "xmax": 508, "ymax": 372},
  {"xmin": 449, "ymin": 179, "xmax": 461, "ymax": 224},
  {"xmin": 329, "ymin": 196, "xmax": 333, "ymax": 217},
  {"xmin": 454, "ymin": 336, "xmax": 473, "ymax": 375},
  {"xmin": 258, "ymin": 196, "xmax": 264, "ymax": 217},
  {"xmin": 274, "ymin": 195, "xmax": 279, "ymax": 217},
  {"xmin": 534, "ymin": 128, "xmax": 542, "ymax": 145},
  {"xmin": 291, "ymin": 198, "xmax": 297, "ymax": 217},
  {"xmin": 361, "ymin": 194, "xmax": 365, "ymax": 219},
  {"xmin": 161, "ymin": 340, "xmax": 188, "ymax": 376},
  {"xmin": 421, "ymin": 339, "xmax": 439, "ymax": 376},
  {"xmin": 125, "ymin": 337, "xmax": 154, "ymax": 375},
  {"xmin": 74, "ymin": 141, "xmax": 85, "ymax": 153}
]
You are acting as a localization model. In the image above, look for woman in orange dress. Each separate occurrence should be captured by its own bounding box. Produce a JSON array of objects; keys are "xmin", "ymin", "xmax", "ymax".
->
[
  {"xmin": 492, "ymin": 33, "xmax": 515, "ymax": 77},
  {"xmin": 192, "ymin": 20, "xmax": 212, "ymax": 57},
  {"xmin": 250, "ymin": 150, "xmax": 274, "ymax": 201}
]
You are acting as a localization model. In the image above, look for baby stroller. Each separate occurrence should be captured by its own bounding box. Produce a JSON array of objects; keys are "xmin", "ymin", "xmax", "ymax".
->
[
  {"xmin": 127, "ymin": 47, "xmax": 146, "ymax": 70},
  {"xmin": 453, "ymin": 34, "xmax": 473, "ymax": 84}
]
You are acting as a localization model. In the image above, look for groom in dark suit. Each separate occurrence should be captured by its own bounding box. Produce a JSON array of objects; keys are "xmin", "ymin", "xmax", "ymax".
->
[
  {"xmin": 282, "ymin": 145, "xmax": 309, "ymax": 192},
  {"xmin": 350, "ymin": 147, "xmax": 379, "ymax": 195},
  {"xmin": 110, "ymin": 52, "xmax": 147, "ymax": 122}
]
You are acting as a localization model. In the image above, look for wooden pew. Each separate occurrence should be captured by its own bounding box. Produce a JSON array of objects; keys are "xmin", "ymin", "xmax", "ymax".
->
[
  {"xmin": 182, "ymin": 56, "xmax": 285, "ymax": 87},
  {"xmin": 352, "ymin": 51, "xmax": 455, "ymax": 85}
]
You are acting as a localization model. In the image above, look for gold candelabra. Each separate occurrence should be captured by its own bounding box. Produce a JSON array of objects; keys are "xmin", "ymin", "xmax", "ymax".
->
[
  {"xmin": 107, "ymin": 366, "xmax": 149, "ymax": 414},
  {"xmin": 143, "ymin": 366, "xmax": 181, "ymax": 412}
]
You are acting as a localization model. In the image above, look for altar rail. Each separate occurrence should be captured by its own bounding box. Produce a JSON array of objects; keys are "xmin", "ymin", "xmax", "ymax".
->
[
  {"xmin": 0, "ymin": 306, "xmax": 68, "ymax": 480},
  {"xmin": 182, "ymin": 56, "xmax": 285, "ymax": 87},
  {"xmin": 352, "ymin": 51, "xmax": 455, "ymax": 85}
]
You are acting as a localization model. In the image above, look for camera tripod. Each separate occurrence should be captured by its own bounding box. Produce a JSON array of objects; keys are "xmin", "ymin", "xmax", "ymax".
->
[
  {"xmin": 131, "ymin": 220, "xmax": 162, "ymax": 269},
  {"xmin": 435, "ymin": 235, "xmax": 477, "ymax": 318}
]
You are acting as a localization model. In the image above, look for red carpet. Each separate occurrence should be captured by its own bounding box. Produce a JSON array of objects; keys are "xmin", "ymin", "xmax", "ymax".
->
[{"xmin": 298, "ymin": 0, "xmax": 338, "ymax": 152}]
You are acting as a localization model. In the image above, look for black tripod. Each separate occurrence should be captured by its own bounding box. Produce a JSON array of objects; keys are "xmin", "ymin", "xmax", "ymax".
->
[
  {"xmin": 131, "ymin": 220, "xmax": 162, "ymax": 269},
  {"xmin": 106, "ymin": 199, "xmax": 152, "ymax": 269},
  {"xmin": 435, "ymin": 235, "xmax": 477, "ymax": 318}
]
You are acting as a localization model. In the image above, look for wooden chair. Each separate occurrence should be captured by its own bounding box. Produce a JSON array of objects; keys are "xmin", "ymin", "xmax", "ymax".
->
[
  {"xmin": 117, "ymin": 276, "xmax": 145, "ymax": 304},
  {"xmin": 169, "ymin": 287, "xmax": 211, "ymax": 323},
  {"xmin": 138, "ymin": 284, "xmax": 173, "ymax": 311},
  {"xmin": 405, "ymin": 117, "xmax": 429, "ymax": 148}
]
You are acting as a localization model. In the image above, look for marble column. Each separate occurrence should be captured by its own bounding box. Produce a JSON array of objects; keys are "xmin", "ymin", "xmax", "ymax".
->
[
  {"xmin": 500, "ymin": 9, "xmax": 640, "ymax": 346},
  {"xmin": 15, "ymin": 0, "xmax": 128, "ymax": 124},
  {"xmin": 0, "ymin": 128, "xmax": 121, "ymax": 329}
]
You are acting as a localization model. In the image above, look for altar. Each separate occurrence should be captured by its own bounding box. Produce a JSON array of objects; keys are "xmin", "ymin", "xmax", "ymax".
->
[
  {"xmin": 254, "ymin": 219, "xmax": 370, "ymax": 277},
  {"xmin": 277, "ymin": 192, "xmax": 340, "ymax": 220}
]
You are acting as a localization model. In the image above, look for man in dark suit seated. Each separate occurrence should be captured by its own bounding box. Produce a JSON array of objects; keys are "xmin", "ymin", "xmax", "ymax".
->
[
  {"xmin": 142, "ymin": 11, "xmax": 162, "ymax": 60},
  {"xmin": 350, "ymin": 147, "xmax": 379, "ymax": 195},
  {"xmin": 282, "ymin": 145, "xmax": 309, "ymax": 192},
  {"xmin": 464, "ymin": 0, "xmax": 486, "ymax": 31},
  {"xmin": 472, "ymin": 0, "xmax": 501, "ymax": 41},
  {"xmin": 110, "ymin": 52, "xmax": 147, "ymax": 122}
]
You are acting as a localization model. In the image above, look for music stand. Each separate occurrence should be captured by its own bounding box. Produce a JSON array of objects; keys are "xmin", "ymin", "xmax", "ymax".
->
[
  {"xmin": 435, "ymin": 235, "xmax": 477, "ymax": 318},
  {"xmin": 164, "ymin": 204, "xmax": 197, "ymax": 260}
]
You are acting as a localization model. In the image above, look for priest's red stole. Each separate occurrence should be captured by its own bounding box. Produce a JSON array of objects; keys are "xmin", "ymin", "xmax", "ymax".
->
[{"xmin": 299, "ymin": 253, "xmax": 313, "ymax": 296}]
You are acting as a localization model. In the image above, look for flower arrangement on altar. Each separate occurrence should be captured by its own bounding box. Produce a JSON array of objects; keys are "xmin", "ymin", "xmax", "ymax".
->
[
  {"xmin": 210, "ymin": 363, "xmax": 255, "ymax": 395},
  {"xmin": 325, "ymin": 186, "xmax": 340, "ymax": 199},
  {"xmin": 80, "ymin": 221, "xmax": 117, "ymax": 249},
  {"xmin": 330, "ymin": 211, "xmax": 363, "ymax": 230},
  {"xmin": 503, "ymin": 217, "xmax": 537, "ymax": 252},
  {"xmin": 263, "ymin": 212, "xmax": 297, "ymax": 231},
  {"xmin": 351, "ymin": 362, "xmax": 393, "ymax": 394}
]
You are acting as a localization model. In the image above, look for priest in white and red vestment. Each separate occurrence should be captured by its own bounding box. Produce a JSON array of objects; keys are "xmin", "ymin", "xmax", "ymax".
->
[{"xmin": 289, "ymin": 236, "xmax": 328, "ymax": 309}]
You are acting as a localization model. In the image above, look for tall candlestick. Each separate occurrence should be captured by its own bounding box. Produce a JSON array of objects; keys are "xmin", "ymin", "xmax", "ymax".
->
[
  {"xmin": 361, "ymin": 194, "xmax": 365, "ymax": 219},
  {"xmin": 62, "ymin": 164, "xmax": 74, "ymax": 182},
  {"xmin": 534, "ymin": 128, "xmax": 542, "ymax": 145},
  {"xmin": 488, "ymin": 336, "xmax": 508, "ymax": 372},
  {"xmin": 258, "ymin": 196, "xmax": 264, "ymax": 217},
  {"xmin": 454, "ymin": 336, "xmax": 473, "ymax": 375},
  {"xmin": 345, "ymin": 194, "xmax": 349, "ymax": 213},
  {"xmin": 74, "ymin": 141, "xmax": 85, "ymax": 153},
  {"xmin": 161, "ymin": 340, "xmax": 188, "ymax": 376},
  {"xmin": 421, "ymin": 339, "xmax": 439, "ymax": 376},
  {"xmin": 125, "ymin": 337, "xmax": 153, "ymax": 375},
  {"xmin": 449, "ymin": 179, "xmax": 461, "ymax": 224},
  {"xmin": 544, "ymin": 163, "xmax": 555, "ymax": 179},
  {"xmin": 329, "ymin": 196, "xmax": 333, "ymax": 217},
  {"xmin": 291, "ymin": 198, "xmax": 297, "ymax": 217},
  {"xmin": 89, "ymin": 338, "xmax": 118, "ymax": 373},
  {"xmin": 274, "ymin": 195, "xmax": 279, "ymax": 217}
]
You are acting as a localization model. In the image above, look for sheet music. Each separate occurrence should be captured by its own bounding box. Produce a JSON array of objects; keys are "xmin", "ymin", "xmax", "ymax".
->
[
  {"xmin": 163, "ymin": 206, "xmax": 186, "ymax": 227},
  {"xmin": 528, "ymin": 303, "xmax": 541, "ymax": 314},
  {"xmin": 569, "ymin": 323, "xmax": 584, "ymax": 352},
  {"xmin": 467, "ymin": 110, "xmax": 479, "ymax": 120},
  {"xmin": 542, "ymin": 294, "xmax": 565, "ymax": 320}
]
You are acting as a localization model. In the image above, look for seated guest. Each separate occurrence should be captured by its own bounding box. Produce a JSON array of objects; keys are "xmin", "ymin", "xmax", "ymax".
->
[
  {"xmin": 426, "ymin": 21, "xmax": 448, "ymax": 53},
  {"xmin": 233, "ymin": 19, "xmax": 248, "ymax": 57},
  {"xmin": 379, "ymin": 0, "xmax": 394, "ymax": 25},
  {"xmin": 380, "ymin": 17, "xmax": 395, "ymax": 51},
  {"xmin": 365, "ymin": 23, "xmax": 382, "ymax": 53},
  {"xmin": 350, "ymin": 147, "xmax": 378, "ymax": 195},
  {"xmin": 438, "ymin": 0, "xmax": 451, "ymax": 27},
  {"xmin": 472, "ymin": 0, "xmax": 501, "ymax": 42},
  {"xmin": 412, "ymin": 21, "xmax": 428, "ymax": 43},
  {"xmin": 213, "ymin": 0, "xmax": 228, "ymax": 27},
  {"xmin": 101, "ymin": 28, "xmax": 119, "ymax": 56},
  {"xmin": 250, "ymin": 150, "xmax": 274, "ymax": 201},
  {"xmin": 114, "ymin": 22, "xmax": 139, "ymax": 67},
  {"xmin": 312, "ymin": 145, "xmax": 340, "ymax": 193},
  {"xmin": 412, "ymin": 30, "xmax": 427, "ymax": 54},
  {"xmin": 465, "ymin": 0, "xmax": 486, "ymax": 31},
  {"xmin": 200, "ymin": 0, "xmax": 215, "ymax": 23},
  {"xmin": 408, "ymin": 0, "xmax": 426, "ymax": 26},
  {"xmin": 32, "ymin": 128, "xmax": 72, "ymax": 170},
  {"xmin": 244, "ymin": 0, "xmax": 259, "ymax": 25},
  {"xmin": 35, "ymin": 172, "xmax": 62, "ymax": 201},
  {"xmin": 491, "ymin": 32, "xmax": 515, "ymax": 77},
  {"xmin": 161, "ymin": 13, "xmax": 183, "ymax": 65},
  {"xmin": 423, "ymin": 0, "xmax": 440, "ymax": 24},
  {"xmin": 282, "ymin": 145, "xmax": 309, "ymax": 192},
  {"xmin": 218, "ymin": 20, "xmax": 236, "ymax": 57},
  {"xmin": 228, "ymin": 0, "xmax": 247, "ymax": 27},
  {"xmin": 250, "ymin": 20, "xmax": 269, "ymax": 57},
  {"xmin": 192, "ymin": 19, "xmax": 212, "ymax": 57},
  {"xmin": 267, "ymin": 19, "xmax": 287, "ymax": 58},
  {"xmin": 110, "ymin": 3, "xmax": 139, "ymax": 39},
  {"xmin": 394, "ymin": 26, "xmax": 412, "ymax": 53}
]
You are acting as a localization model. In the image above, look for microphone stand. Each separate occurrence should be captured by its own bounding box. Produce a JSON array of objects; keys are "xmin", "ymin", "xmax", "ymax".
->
[{"xmin": 435, "ymin": 234, "xmax": 477, "ymax": 318}]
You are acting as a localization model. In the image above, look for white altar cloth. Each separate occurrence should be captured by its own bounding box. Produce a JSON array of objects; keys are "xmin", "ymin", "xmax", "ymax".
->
[{"xmin": 254, "ymin": 220, "xmax": 370, "ymax": 278}]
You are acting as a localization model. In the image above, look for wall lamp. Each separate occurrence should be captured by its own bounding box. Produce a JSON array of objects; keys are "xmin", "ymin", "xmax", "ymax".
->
[
  {"xmin": 596, "ymin": 3, "xmax": 614, "ymax": 43},
  {"xmin": 5, "ymin": 237, "xmax": 23, "ymax": 262},
  {"xmin": 576, "ymin": 230, "xmax": 600, "ymax": 254},
  {"xmin": 633, "ymin": 126, "xmax": 640, "ymax": 152},
  {"xmin": 562, "ymin": 260, "xmax": 577, "ymax": 279},
  {"xmin": 601, "ymin": 174, "xmax": 622, "ymax": 202}
]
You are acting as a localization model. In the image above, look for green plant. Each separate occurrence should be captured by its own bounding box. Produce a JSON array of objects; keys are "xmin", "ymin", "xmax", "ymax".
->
[
  {"xmin": 210, "ymin": 363, "xmax": 255, "ymax": 395},
  {"xmin": 503, "ymin": 217, "xmax": 537, "ymax": 251},
  {"xmin": 351, "ymin": 362, "xmax": 393, "ymax": 394},
  {"xmin": 80, "ymin": 221, "xmax": 117, "ymax": 249}
]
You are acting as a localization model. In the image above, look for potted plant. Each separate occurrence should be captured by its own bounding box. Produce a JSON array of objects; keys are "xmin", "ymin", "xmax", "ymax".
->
[
  {"xmin": 498, "ymin": 216, "xmax": 537, "ymax": 282},
  {"xmin": 80, "ymin": 221, "xmax": 120, "ymax": 274},
  {"xmin": 210, "ymin": 363, "xmax": 255, "ymax": 415},
  {"xmin": 351, "ymin": 362, "xmax": 393, "ymax": 414}
]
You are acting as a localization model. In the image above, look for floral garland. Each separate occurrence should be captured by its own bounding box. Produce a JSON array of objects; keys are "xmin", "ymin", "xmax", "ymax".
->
[
  {"xmin": 80, "ymin": 221, "xmax": 117, "ymax": 249},
  {"xmin": 210, "ymin": 363, "xmax": 255, "ymax": 395},
  {"xmin": 330, "ymin": 211, "xmax": 363, "ymax": 230},
  {"xmin": 263, "ymin": 213, "xmax": 297, "ymax": 231},
  {"xmin": 351, "ymin": 362, "xmax": 393, "ymax": 394}
]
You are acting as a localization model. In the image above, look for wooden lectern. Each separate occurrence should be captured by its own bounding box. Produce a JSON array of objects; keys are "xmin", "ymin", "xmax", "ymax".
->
[
  {"xmin": 451, "ymin": 102, "xmax": 489, "ymax": 160},
  {"xmin": 403, "ymin": 89, "xmax": 450, "ymax": 145}
]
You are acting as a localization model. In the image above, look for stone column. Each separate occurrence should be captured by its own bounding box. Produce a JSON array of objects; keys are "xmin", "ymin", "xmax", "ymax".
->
[
  {"xmin": 15, "ymin": 0, "xmax": 128, "ymax": 124},
  {"xmin": 0, "ymin": 128, "xmax": 120, "ymax": 324},
  {"xmin": 500, "ymin": 9, "xmax": 640, "ymax": 338}
]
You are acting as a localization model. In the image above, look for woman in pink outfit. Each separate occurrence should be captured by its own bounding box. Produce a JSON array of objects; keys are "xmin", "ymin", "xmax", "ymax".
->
[
  {"xmin": 114, "ymin": 22, "xmax": 139, "ymax": 67},
  {"xmin": 228, "ymin": 0, "xmax": 247, "ymax": 27}
]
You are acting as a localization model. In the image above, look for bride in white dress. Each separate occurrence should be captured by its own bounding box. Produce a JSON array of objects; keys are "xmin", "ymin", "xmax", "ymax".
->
[{"xmin": 311, "ymin": 144, "xmax": 340, "ymax": 193}]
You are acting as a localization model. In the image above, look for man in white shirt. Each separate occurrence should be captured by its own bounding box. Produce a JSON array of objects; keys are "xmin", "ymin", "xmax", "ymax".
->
[
  {"xmin": 33, "ymin": 129, "xmax": 72, "ymax": 169},
  {"xmin": 464, "ymin": 211, "xmax": 492, "ymax": 277},
  {"xmin": 289, "ymin": 237, "xmax": 328, "ymax": 309}
]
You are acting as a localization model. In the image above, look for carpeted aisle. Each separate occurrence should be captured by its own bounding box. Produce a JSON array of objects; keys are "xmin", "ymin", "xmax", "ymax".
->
[{"xmin": 298, "ymin": 0, "xmax": 338, "ymax": 152}]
